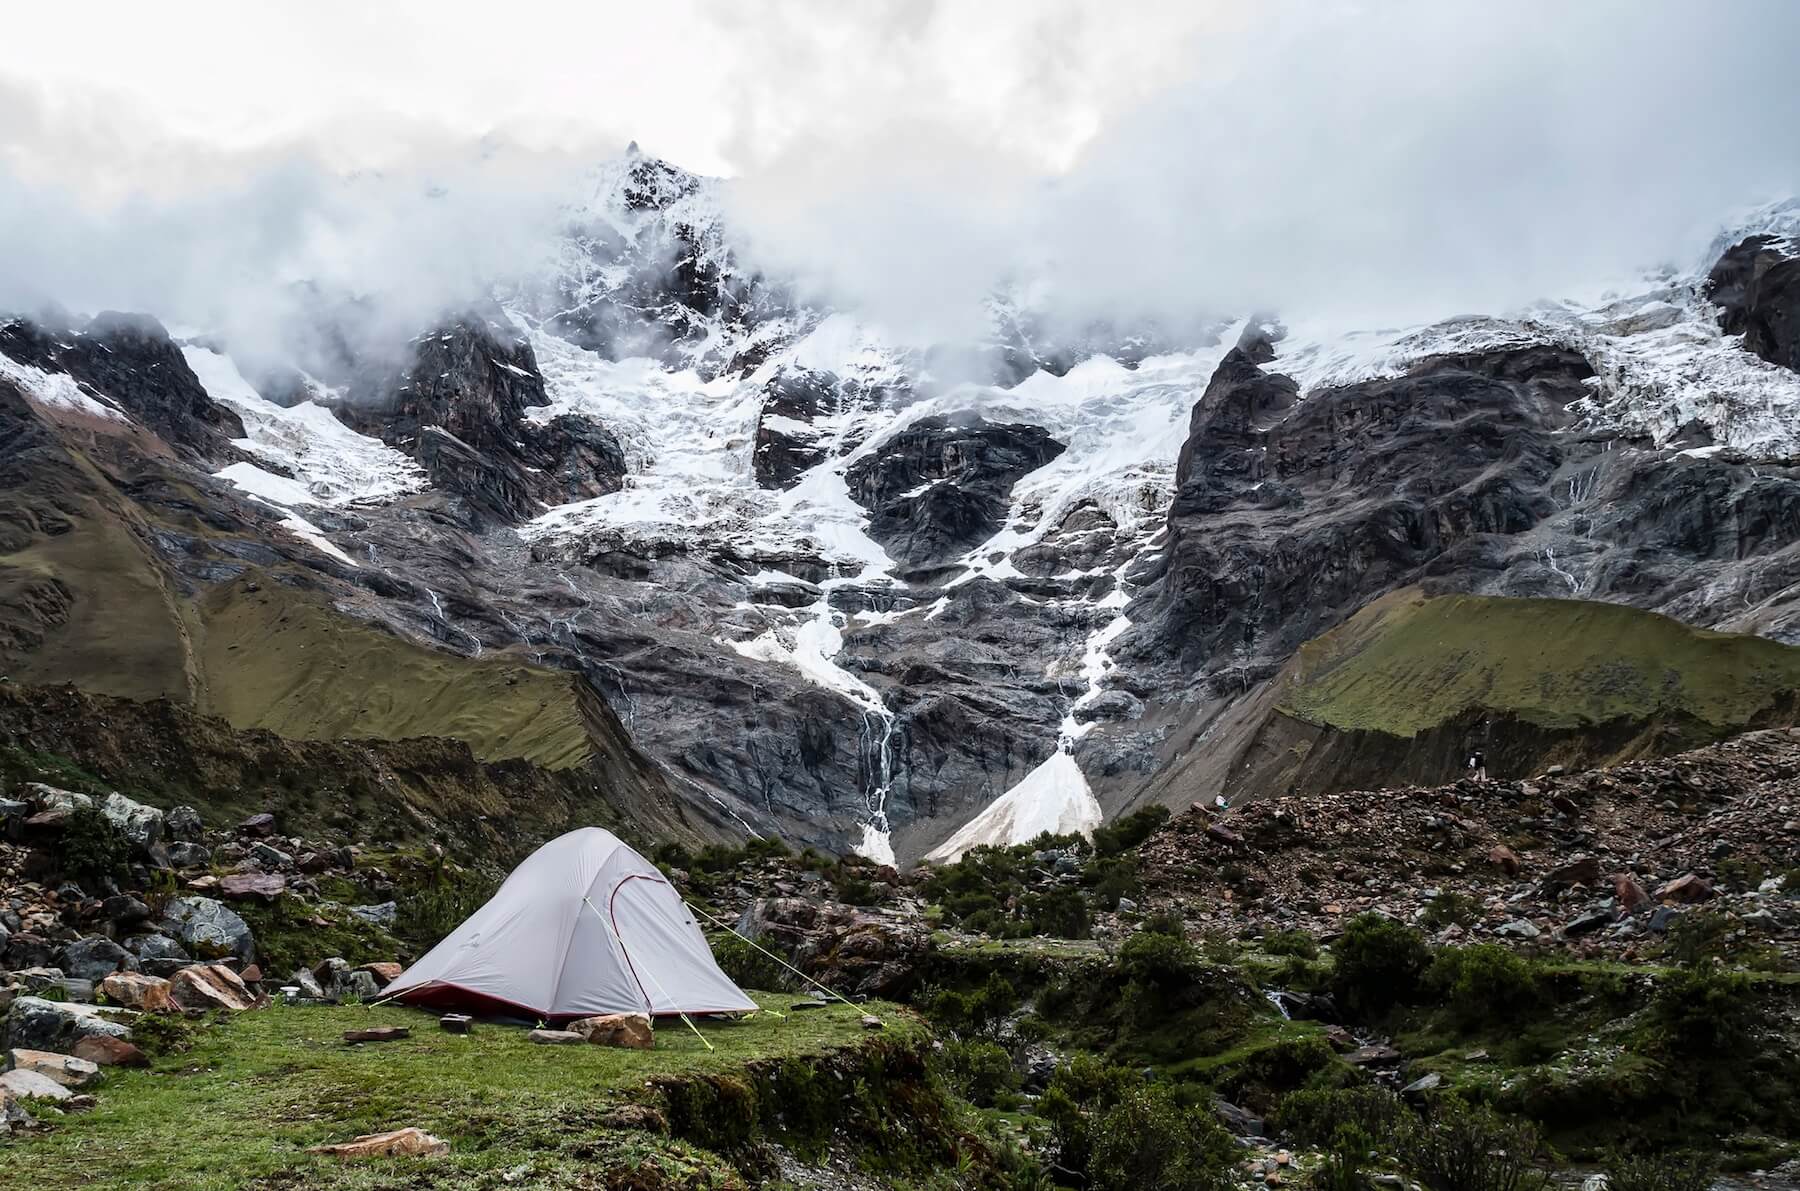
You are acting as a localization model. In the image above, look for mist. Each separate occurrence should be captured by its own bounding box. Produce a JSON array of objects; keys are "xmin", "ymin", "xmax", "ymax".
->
[{"xmin": 4, "ymin": 0, "xmax": 1800, "ymax": 370}]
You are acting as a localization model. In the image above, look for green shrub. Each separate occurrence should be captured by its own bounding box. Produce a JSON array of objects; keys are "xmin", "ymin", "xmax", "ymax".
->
[
  {"xmin": 1603, "ymin": 1150, "xmax": 1717, "ymax": 1191},
  {"xmin": 711, "ymin": 934, "xmax": 793, "ymax": 993},
  {"xmin": 1399, "ymin": 1098, "xmax": 1550, "ymax": 1191},
  {"xmin": 56, "ymin": 807, "xmax": 129, "ymax": 886},
  {"xmin": 1264, "ymin": 929, "xmax": 1320, "ymax": 960},
  {"xmin": 1022, "ymin": 888, "xmax": 1090, "ymax": 939},
  {"xmin": 1332, "ymin": 914, "xmax": 1430, "ymax": 1020},
  {"xmin": 130, "ymin": 1012, "xmax": 197, "ymax": 1057},
  {"xmin": 919, "ymin": 972, "xmax": 1018, "ymax": 1041},
  {"xmin": 1274, "ymin": 1085, "xmax": 1404, "ymax": 1147},
  {"xmin": 1084, "ymin": 855, "xmax": 1143, "ymax": 910},
  {"xmin": 1664, "ymin": 912, "xmax": 1733, "ymax": 965},
  {"xmin": 1091, "ymin": 805, "xmax": 1171, "ymax": 857},
  {"xmin": 395, "ymin": 863, "xmax": 500, "ymax": 949},
  {"xmin": 1086, "ymin": 1084, "xmax": 1237, "ymax": 1191},
  {"xmin": 1425, "ymin": 944, "xmax": 1541, "ymax": 1026},
  {"xmin": 1316, "ymin": 1124, "xmax": 1376, "ymax": 1191},
  {"xmin": 1651, "ymin": 960, "xmax": 1758, "ymax": 1056},
  {"xmin": 1141, "ymin": 910, "xmax": 1186, "ymax": 937},
  {"xmin": 937, "ymin": 1040, "xmax": 1019, "ymax": 1108}
]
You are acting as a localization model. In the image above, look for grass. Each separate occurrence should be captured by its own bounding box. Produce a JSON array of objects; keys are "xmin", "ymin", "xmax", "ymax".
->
[
  {"xmin": 196, "ymin": 577, "xmax": 594, "ymax": 770},
  {"xmin": 0, "ymin": 996, "xmax": 918, "ymax": 1190},
  {"xmin": 1280, "ymin": 587, "xmax": 1800, "ymax": 735}
]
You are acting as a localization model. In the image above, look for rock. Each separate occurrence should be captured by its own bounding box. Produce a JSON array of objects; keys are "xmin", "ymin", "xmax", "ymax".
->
[
  {"xmin": 165, "ymin": 805, "xmax": 203, "ymax": 841},
  {"xmin": 356, "ymin": 962, "xmax": 404, "ymax": 987},
  {"xmin": 59, "ymin": 936, "xmax": 139, "ymax": 983},
  {"xmin": 3, "ymin": 934, "xmax": 54, "ymax": 971},
  {"xmin": 568, "ymin": 1013, "xmax": 653, "ymax": 1050},
  {"xmin": 1402, "ymin": 1072, "xmax": 1443, "ymax": 1097},
  {"xmin": 1214, "ymin": 1097, "xmax": 1266, "ymax": 1138},
  {"xmin": 289, "ymin": 969, "xmax": 327, "ymax": 1001},
  {"xmin": 860, "ymin": 1015, "xmax": 884, "ymax": 1030},
  {"xmin": 1612, "ymin": 874, "xmax": 1651, "ymax": 914},
  {"xmin": 218, "ymin": 873, "xmax": 286, "ymax": 902},
  {"xmin": 1487, "ymin": 845, "xmax": 1523, "ymax": 876},
  {"xmin": 1562, "ymin": 909, "xmax": 1614, "ymax": 938},
  {"xmin": 99, "ymin": 792, "xmax": 164, "ymax": 851},
  {"xmin": 439, "ymin": 1014, "xmax": 473, "ymax": 1035},
  {"xmin": 1206, "ymin": 822, "xmax": 1246, "ymax": 847},
  {"xmin": 248, "ymin": 843, "xmax": 293, "ymax": 869},
  {"xmin": 72, "ymin": 1035, "xmax": 148, "ymax": 1068},
  {"xmin": 1344, "ymin": 1044, "xmax": 1402, "ymax": 1066},
  {"xmin": 1495, "ymin": 919, "xmax": 1542, "ymax": 940},
  {"xmin": 237, "ymin": 813, "xmax": 276, "ymax": 838},
  {"xmin": 160, "ymin": 897, "xmax": 255, "ymax": 964},
  {"xmin": 126, "ymin": 934, "xmax": 190, "ymax": 978},
  {"xmin": 1116, "ymin": 897, "xmax": 1139, "ymax": 913},
  {"xmin": 24, "ymin": 783, "xmax": 93, "ymax": 813},
  {"xmin": 6, "ymin": 1048, "xmax": 101, "ymax": 1088},
  {"xmin": 166, "ymin": 842, "xmax": 211, "ymax": 868},
  {"xmin": 308, "ymin": 1127, "xmax": 449, "ymax": 1159},
  {"xmin": 0, "ymin": 1068, "xmax": 72, "ymax": 1102},
  {"xmin": 102, "ymin": 895, "xmax": 153, "ymax": 926},
  {"xmin": 1546, "ymin": 855, "xmax": 1603, "ymax": 886},
  {"xmin": 528, "ymin": 1029, "xmax": 584, "ymax": 1045},
  {"xmin": 169, "ymin": 964, "xmax": 255, "ymax": 1012},
  {"xmin": 790, "ymin": 1000, "xmax": 829, "ymax": 1011},
  {"xmin": 99, "ymin": 972, "xmax": 173, "ymax": 1013},
  {"xmin": 1656, "ymin": 874, "xmax": 1714, "ymax": 904},
  {"xmin": 240, "ymin": 964, "xmax": 263, "ymax": 985},
  {"xmin": 343, "ymin": 1026, "xmax": 410, "ymax": 1044},
  {"xmin": 2, "ymin": 997, "xmax": 130, "ymax": 1052},
  {"xmin": 347, "ymin": 902, "xmax": 397, "ymax": 929}
]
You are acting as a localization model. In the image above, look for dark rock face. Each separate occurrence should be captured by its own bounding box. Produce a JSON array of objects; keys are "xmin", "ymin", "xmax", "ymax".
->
[
  {"xmin": 1707, "ymin": 235, "xmax": 1800, "ymax": 371},
  {"xmin": 1137, "ymin": 345, "xmax": 1586, "ymax": 674},
  {"xmin": 341, "ymin": 315, "xmax": 626, "ymax": 525},
  {"xmin": 0, "ymin": 313, "xmax": 245, "ymax": 463},
  {"xmin": 845, "ymin": 416, "xmax": 1066, "ymax": 568}
]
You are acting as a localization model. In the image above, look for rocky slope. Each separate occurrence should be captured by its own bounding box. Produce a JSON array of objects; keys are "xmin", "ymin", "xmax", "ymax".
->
[{"xmin": 5, "ymin": 150, "xmax": 1800, "ymax": 861}]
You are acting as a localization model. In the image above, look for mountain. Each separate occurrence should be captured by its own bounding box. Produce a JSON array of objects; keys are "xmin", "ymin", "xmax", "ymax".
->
[{"xmin": 5, "ymin": 151, "xmax": 1800, "ymax": 862}]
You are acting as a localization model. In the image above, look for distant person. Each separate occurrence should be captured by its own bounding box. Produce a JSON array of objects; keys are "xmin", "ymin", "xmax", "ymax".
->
[{"xmin": 1468, "ymin": 749, "xmax": 1488, "ymax": 782}]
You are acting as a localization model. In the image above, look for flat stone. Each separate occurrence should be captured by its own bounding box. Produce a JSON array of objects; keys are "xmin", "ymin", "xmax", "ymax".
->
[
  {"xmin": 1344, "ymin": 1044, "xmax": 1402, "ymax": 1066},
  {"xmin": 2, "ymin": 997, "xmax": 130, "ymax": 1052},
  {"xmin": 237, "ymin": 813, "xmax": 276, "ymax": 837},
  {"xmin": 98, "ymin": 971, "xmax": 172, "ymax": 1013},
  {"xmin": 308, "ymin": 1127, "xmax": 448, "ymax": 1159},
  {"xmin": 343, "ymin": 1027, "xmax": 410, "ymax": 1044},
  {"xmin": 218, "ymin": 873, "xmax": 286, "ymax": 902},
  {"xmin": 6, "ymin": 1048, "xmax": 101, "ymax": 1088},
  {"xmin": 527, "ymin": 1029, "xmax": 584, "ymax": 1045},
  {"xmin": 1402, "ymin": 1072, "xmax": 1443, "ymax": 1096},
  {"xmin": 790, "ymin": 1000, "xmax": 829, "ymax": 1011},
  {"xmin": 1656, "ymin": 873, "xmax": 1714, "ymax": 904},
  {"xmin": 356, "ymin": 962, "xmax": 404, "ymax": 987},
  {"xmin": 0, "ymin": 1068, "xmax": 71, "ymax": 1101},
  {"xmin": 860, "ymin": 1014, "xmax": 884, "ymax": 1030},
  {"xmin": 438, "ymin": 1015, "xmax": 473, "ymax": 1035}
]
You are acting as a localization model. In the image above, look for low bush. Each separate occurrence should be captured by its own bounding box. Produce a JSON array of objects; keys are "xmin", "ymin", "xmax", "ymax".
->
[
  {"xmin": 1650, "ymin": 960, "xmax": 1758, "ymax": 1057},
  {"xmin": 918, "ymin": 972, "xmax": 1018, "ymax": 1041},
  {"xmin": 1040, "ymin": 1057, "xmax": 1236, "ymax": 1191},
  {"xmin": 55, "ymin": 807, "xmax": 130, "ymax": 886},
  {"xmin": 1398, "ymin": 1097, "xmax": 1551, "ymax": 1191},
  {"xmin": 1091, "ymin": 805, "xmax": 1171, "ymax": 857},
  {"xmin": 1274, "ymin": 1085, "xmax": 1405, "ymax": 1148},
  {"xmin": 1603, "ymin": 1150, "xmax": 1717, "ymax": 1191},
  {"xmin": 1332, "ymin": 914, "xmax": 1430, "ymax": 1020},
  {"xmin": 936, "ymin": 1040, "xmax": 1020, "ymax": 1108},
  {"xmin": 1425, "ymin": 944, "xmax": 1541, "ymax": 1026},
  {"xmin": 1263, "ymin": 929, "xmax": 1320, "ymax": 960}
]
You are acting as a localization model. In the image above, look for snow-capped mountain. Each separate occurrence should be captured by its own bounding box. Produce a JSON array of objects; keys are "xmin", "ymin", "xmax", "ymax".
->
[{"xmin": 5, "ymin": 149, "xmax": 1800, "ymax": 864}]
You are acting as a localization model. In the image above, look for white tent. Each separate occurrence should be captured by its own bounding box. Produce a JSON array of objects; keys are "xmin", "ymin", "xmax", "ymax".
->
[{"xmin": 384, "ymin": 827, "xmax": 757, "ymax": 1021}]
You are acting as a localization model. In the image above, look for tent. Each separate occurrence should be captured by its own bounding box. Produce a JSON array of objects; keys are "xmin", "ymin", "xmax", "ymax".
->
[{"xmin": 383, "ymin": 827, "xmax": 757, "ymax": 1021}]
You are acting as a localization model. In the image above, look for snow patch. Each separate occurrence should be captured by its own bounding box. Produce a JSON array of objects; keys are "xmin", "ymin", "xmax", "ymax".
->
[
  {"xmin": 924, "ymin": 751, "xmax": 1102, "ymax": 864},
  {"xmin": 0, "ymin": 352, "xmax": 126, "ymax": 421}
]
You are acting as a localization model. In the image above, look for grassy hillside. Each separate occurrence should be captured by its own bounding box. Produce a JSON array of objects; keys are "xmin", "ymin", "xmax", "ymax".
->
[
  {"xmin": 197, "ymin": 578, "xmax": 593, "ymax": 770},
  {"xmin": 1281, "ymin": 588, "xmax": 1800, "ymax": 735}
]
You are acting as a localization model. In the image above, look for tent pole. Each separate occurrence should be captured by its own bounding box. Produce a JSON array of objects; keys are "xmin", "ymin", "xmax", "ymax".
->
[{"xmin": 683, "ymin": 899, "xmax": 875, "ymax": 1022}]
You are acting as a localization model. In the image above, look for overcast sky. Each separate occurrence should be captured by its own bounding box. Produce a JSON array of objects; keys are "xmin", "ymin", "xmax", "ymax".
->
[{"xmin": 4, "ymin": 1, "xmax": 1800, "ymax": 342}]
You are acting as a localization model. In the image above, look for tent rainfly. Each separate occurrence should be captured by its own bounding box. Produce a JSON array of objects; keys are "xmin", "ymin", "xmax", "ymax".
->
[{"xmin": 382, "ymin": 827, "xmax": 757, "ymax": 1021}]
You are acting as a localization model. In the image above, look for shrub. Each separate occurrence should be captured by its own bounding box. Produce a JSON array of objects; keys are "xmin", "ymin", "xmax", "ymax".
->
[
  {"xmin": 1426, "ymin": 944, "xmax": 1541, "ymax": 1026},
  {"xmin": 937, "ymin": 1040, "xmax": 1019, "ymax": 1108},
  {"xmin": 1316, "ymin": 1124, "xmax": 1376, "ymax": 1191},
  {"xmin": 1023, "ymin": 888, "xmax": 1090, "ymax": 939},
  {"xmin": 1422, "ymin": 892, "xmax": 1483, "ymax": 930},
  {"xmin": 1664, "ymin": 912, "xmax": 1733, "ymax": 965},
  {"xmin": 131, "ymin": 1012, "xmax": 197, "ymax": 1057},
  {"xmin": 396, "ymin": 863, "xmax": 500, "ymax": 949},
  {"xmin": 1650, "ymin": 960, "xmax": 1758, "ymax": 1056},
  {"xmin": 1087, "ymin": 1084, "xmax": 1237, "ymax": 1191},
  {"xmin": 1084, "ymin": 855, "xmax": 1142, "ymax": 910},
  {"xmin": 1398, "ymin": 1098, "xmax": 1551, "ymax": 1191},
  {"xmin": 1332, "ymin": 914, "xmax": 1430, "ymax": 1020},
  {"xmin": 1091, "ymin": 805, "xmax": 1171, "ymax": 856},
  {"xmin": 1141, "ymin": 910, "xmax": 1186, "ymax": 937},
  {"xmin": 1602, "ymin": 1150, "xmax": 1717, "ymax": 1191},
  {"xmin": 919, "ymin": 972, "xmax": 1018, "ymax": 1040},
  {"xmin": 1264, "ymin": 929, "xmax": 1320, "ymax": 960},
  {"xmin": 711, "ymin": 934, "xmax": 793, "ymax": 993},
  {"xmin": 1274, "ymin": 1085, "xmax": 1405, "ymax": 1147},
  {"xmin": 56, "ymin": 807, "xmax": 129, "ymax": 886}
]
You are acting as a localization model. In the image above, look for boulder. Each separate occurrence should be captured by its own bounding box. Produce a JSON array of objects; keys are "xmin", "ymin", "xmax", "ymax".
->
[
  {"xmin": 165, "ymin": 805, "xmax": 203, "ymax": 841},
  {"xmin": 314, "ymin": 958, "xmax": 379, "ymax": 1001},
  {"xmin": 567, "ymin": 1013, "xmax": 653, "ymax": 1050},
  {"xmin": 347, "ymin": 902, "xmax": 397, "ymax": 929},
  {"xmin": 160, "ymin": 897, "xmax": 255, "ymax": 964},
  {"xmin": 1486, "ymin": 845, "xmax": 1523, "ymax": 876},
  {"xmin": 0, "ymin": 1068, "xmax": 71, "ymax": 1102},
  {"xmin": 166, "ymin": 842, "xmax": 212, "ymax": 868},
  {"xmin": 237, "ymin": 813, "xmax": 276, "ymax": 837},
  {"xmin": 60, "ymin": 936, "xmax": 139, "ymax": 983},
  {"xmin": 102, "ymin": 895, "xmax": 153, "ymax": 927},
  {"xmin": 3, "ymin": 933, "xmax": 55, "ymax": 971},
  {"xmin": 356, "ymin": 962, "xmax": 403, "ymax": 987},
  {"xmin": 24, "ymin": 783, "xmax": 93, "ymax": 813},
  {"xmin": 309, "ymin": 1127, "xmax": 449, "ymax": 1159},
  {"xmin": 1495, "ymin": 919, "xmax": 1542, "ymax": 940},
  {"xmin": 99, "ymin": 971, "xmax": 173, "ymax": 1013},
  {"xmin": 169, "ymin": 964, "xmax": 255, "ymax": 1012},
  {"xmin": 6, "ymin": 1048, "xmax": 100, "ymax": 1089},
  {"xmin": 1656, "ymin": 874, "xmax": 1714, "ymax": 904},
  {"xmin": 2, "ymin": 997, "xmax": 130, "ymax": 1052},
  {"xmin": 72, "ymin": 1035, "xmax": 148, "ymax": 1068},
  {"xmin": 99, "ymin": 792, "xmax": 164, "ymax": 851},
  {"xmin": 218, "ymin": 873, "xmax": 286, "ymax": 902},
  {"xmin": 1214, "ymin": 1097, "xmax": 1266, "ymax": 1138},
  {"xmin": 0, "ymin": 1085, "xmax": 27, "ymax": 1133},
  {"xmin": 1612, "ymin": 874, "xmax": 1651, "ymax": 914},
  {"xmin": 288, "ymin": 969, "xmax": 327, "ymax": 1001},
  {"xmin": 248, "ymin": 843, "xmax": 294, "ymax": 870},
  {"xmin": 1402, "ymin": 1072, "xmax": 1443, "ymax": 1097},
  {"xmin": 1561, "ymin": 909, "xmax": 1614, "ymax": 938},
  {"xmin": 1545, "ymin": 855, "xmax": 1603, "ymax": 886}
]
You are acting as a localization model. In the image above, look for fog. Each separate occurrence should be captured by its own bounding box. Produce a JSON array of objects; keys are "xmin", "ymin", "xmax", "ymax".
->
[{"xmin": 3, "ymin": 0, "xmax": 1799, "ymax": 365}]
